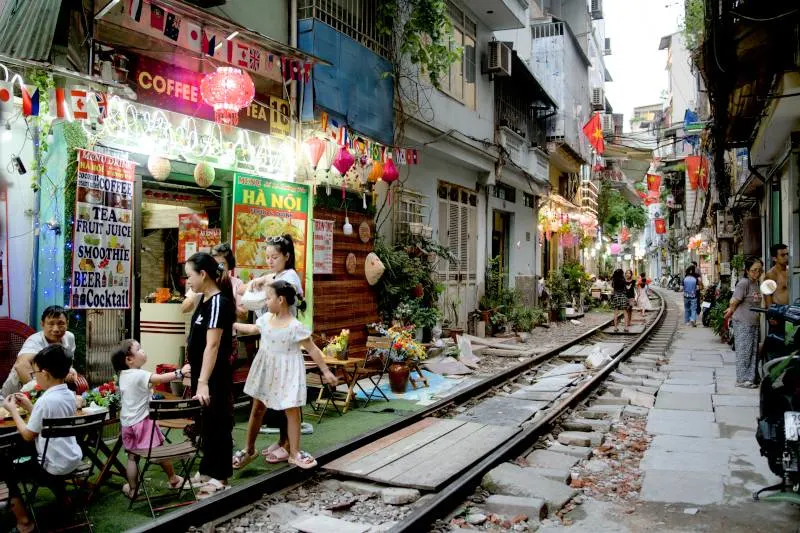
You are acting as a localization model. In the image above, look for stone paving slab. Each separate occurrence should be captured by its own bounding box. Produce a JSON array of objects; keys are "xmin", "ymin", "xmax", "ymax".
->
[
  {"xmin": 455, "ymin": 397, "xmax": 547, "ymax": 426},
  {"xmin": 524, "ymin": 377, "xmax": 576, "ymax": 392},
  {"xmin": 640, "ymin": 469, "xmax": 725, "ymax": 504},
  {"xmin": 714, "ymin": 406, "xmax": 758, "ymax": 429},
  {"xmin": 510, "ymin": 389, "xmax": 562, "ymax": 402},
  {"xmin": 712, "ymin": 394, "xmax": 759, "ymax": 407},
  {"xmin": 640, "ymin": 448, "xmax": 730, "ymax": 473},
  {"xmin": 525, "ymin": 449, "xmax": 580, "ymax": 470},
  {"xmin": 482, "ymin": 463, "xmax": 578, "ymax": 510},
  {"xmin": 540, "ymin": 363, "xmax": 587, "ymax": 379},
  {"xmin": 659, "ymin": 383, "xmax": 716, "ymax": 394},
  {"xmin": 646, "ymin": 408, "xmax": 720, "ymax": 438},
  {"xmin": 654, "ymin": 391, "xmax": 713, "ymax": 411}
]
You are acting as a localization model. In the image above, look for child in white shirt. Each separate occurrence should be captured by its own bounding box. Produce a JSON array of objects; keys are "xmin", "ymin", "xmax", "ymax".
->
[{"xmin": 112, "ymin": 339, "xmax": 190, "ymax": 499}]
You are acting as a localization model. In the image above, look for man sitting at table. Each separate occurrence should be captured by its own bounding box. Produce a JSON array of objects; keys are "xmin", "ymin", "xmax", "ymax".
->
[
  {"xmin": 1, "ymin": 306, "xmax": 78, "ymax": 398},
  {"xmin": 2, "ymin": 344, "xmax": 84, "ymax": 507}
]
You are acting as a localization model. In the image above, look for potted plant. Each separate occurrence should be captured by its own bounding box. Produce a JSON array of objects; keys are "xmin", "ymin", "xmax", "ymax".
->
[
  {"xmin": 546, "ymin": 269, "xmax": 569, "ymax": 321},
  {"xmin": 442, "ymin": 299, "xmax": 464, "ymax": 341},
  {"xmin": 386, "ymin": 325, "xmax": 427, "ymax": 393}
]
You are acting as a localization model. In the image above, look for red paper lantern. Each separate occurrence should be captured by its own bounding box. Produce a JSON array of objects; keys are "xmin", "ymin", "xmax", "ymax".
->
[
  {"xmin": 200, "ymin": 67, "xmax": 255, "ymax": 126},
  {"xmin": 654, "ymin": 218, "xmax": 667, "ymax": 234}
]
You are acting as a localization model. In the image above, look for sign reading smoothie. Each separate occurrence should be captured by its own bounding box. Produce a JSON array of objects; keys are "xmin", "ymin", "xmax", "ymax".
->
[
  {"xmin": 70, "ymin": 149, "xmax": 135, "ymax": 309},
  {"xmin": 232, "ymin": 173, "xmax": 310, "ymax": 289}
]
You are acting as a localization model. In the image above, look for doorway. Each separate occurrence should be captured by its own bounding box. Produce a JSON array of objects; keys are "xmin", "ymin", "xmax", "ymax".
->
[{"xmin": 492, "ymin": 210, "xmax": 511, "ymax": 287}]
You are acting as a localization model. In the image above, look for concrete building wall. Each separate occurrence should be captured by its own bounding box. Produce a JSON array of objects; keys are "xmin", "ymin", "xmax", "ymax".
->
[
  {"xmin": 667, "ymin": 32, "xmax": 697, "ymax": 125},
  {"xmin": 208, "ymin": 2, "xmax": 290, "ymax": 43}
]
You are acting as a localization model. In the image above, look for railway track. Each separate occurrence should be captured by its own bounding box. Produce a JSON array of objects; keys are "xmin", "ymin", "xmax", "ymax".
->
[{"xmin": 128, "ymin": 291, "xmax": 672, "ymax": 533}]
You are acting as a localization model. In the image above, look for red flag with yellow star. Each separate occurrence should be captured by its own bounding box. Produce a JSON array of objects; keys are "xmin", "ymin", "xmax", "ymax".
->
[
  {"xmin": 686, "ymin": 155, "xmax": 708, "ymax": 191},
  {"xmin": 582, "ymin": 113, "xmax": 605, "ymax": 154}
]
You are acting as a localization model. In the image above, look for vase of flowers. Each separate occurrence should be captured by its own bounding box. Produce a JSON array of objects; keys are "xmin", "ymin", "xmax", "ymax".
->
[
  {"xmin": 83, "ymin": 379, "xmax": 121, "ymax": 416},
  {"xmin": 324, "ymin": 329, "xmax": 350, "ymax": 361},
  {"xmin": 386, "ymin": 325, "xmax": 426, "ymax": 393}
]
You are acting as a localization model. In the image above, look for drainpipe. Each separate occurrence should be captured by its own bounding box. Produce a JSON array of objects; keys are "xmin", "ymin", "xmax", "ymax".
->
[{"xmin": 29, "ymin": 123, "xmax": 41, "ymax": 325}]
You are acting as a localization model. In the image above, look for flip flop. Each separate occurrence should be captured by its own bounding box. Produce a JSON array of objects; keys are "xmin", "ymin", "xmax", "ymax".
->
[
  {"xmin": 288, "ymin": 451, "xmax": 318, "ymax": 469},
  {"xmin": 264, "ymin": 444, "xmax": 289, "ymax": 464},
  {"xmin": 232, "ymin": 449, "xmax": 259, "ymax": 470},
  {"xmin": 196, "ymin": 478, "xmax": 229, "ymax": 500}
]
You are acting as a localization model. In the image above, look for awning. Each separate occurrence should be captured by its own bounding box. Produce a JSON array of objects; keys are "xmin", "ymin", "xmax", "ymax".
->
[
  {"xmin": 0, "ymin": 0, "xmax": 62, "ymax": 61},
  {"xmin": 512, "ymin": 52, "xmax": 557, "ymax": 111}
]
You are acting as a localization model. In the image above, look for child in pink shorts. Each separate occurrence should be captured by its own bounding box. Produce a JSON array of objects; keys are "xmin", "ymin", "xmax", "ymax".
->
[{"xmin": 112, "ymin": 339, "xmax": 190, "ymax": 499}]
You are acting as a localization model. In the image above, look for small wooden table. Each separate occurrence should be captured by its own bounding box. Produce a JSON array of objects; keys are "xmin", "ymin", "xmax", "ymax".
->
[{"xmin": 320, "ymin": 356, "xmax": 364, "ymax": 414}]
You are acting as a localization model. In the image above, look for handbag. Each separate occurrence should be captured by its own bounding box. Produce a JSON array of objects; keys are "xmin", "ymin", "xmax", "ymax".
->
[{"xmin": 241, "ymin": 288, "xmax": 268, "ymax": 311}]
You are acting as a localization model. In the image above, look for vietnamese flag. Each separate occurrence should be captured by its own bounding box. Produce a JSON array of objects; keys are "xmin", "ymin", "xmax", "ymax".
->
[
  {"xmin": 646, "ymin": 173, "xmax": 661, "ymax": 192},
  {"xmin": 654, "ymin": 218, "xmax": 667, "ymax": 234},
  {"xmin": 582, "ymin": 113, "xmax": 605, "ymax": 154},
  {"xmin": 686, "ymin": 155, "xmax": 708, "ymax": 191}
]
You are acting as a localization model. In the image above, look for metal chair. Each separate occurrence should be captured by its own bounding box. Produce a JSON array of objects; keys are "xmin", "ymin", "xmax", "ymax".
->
[
  {"xmin": 353, "ymin": 336, "xmax": 393, "ymax": 407},
  {"xmin": 305, "ymin": 365, "xmax": 343, "ymax": 423},
  {"xmin": 25, "ymin": 411, "xmax": 107, "ymax": 533},
  {"xmin": 126, "ymin": 399, "xmax": 203, "ymax": 517},
  {"xmin": 0, "ymin": 430, "xmax": 25, "ymax": 512}
]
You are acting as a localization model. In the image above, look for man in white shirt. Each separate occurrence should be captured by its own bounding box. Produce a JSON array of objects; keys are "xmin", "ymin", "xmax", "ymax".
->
[{"xmin": 1, "ymin": 306, "xmax": 77, "ymax": 398}]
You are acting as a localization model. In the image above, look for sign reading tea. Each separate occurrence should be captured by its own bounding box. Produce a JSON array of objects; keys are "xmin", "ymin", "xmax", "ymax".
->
[
  {"xmin": 70, "ymin": 149, "xmax": 135, "ymax": 309},
  {"xmin": 231, "ymin": 174, "xmax": 310, "ymax": 288}
]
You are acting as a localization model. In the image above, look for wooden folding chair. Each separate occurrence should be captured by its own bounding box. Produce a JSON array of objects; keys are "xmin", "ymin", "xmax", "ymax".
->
[
  {"xmin": 305, "ymin": 365, "xmax": 343, "ymax": 423},
  {"xmin": 25, "ymin": 411, "xmax": 107, "ymax": 533},
  {"xmin": 126, "ymin": 399, "xmax": 202, "ymax": 518},
  {"xmin": 353, "ymin": 336, "xmax": 392, "ymax": 406}
]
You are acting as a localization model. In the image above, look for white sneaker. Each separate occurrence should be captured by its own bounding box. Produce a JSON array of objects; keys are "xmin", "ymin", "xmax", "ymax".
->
[{"xmin": 301, "ymin": 422, "xmax": 314, "ymax": 434}]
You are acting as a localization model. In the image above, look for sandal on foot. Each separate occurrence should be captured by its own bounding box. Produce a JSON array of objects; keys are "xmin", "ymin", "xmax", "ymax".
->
[
  {"xmin": 288, "ymin": 451, "xmax": 318, "ymax": 469},
  {"xmin": 196, "ymin": 478, "xmax": 229, "ymax": 500},
  {"xmin": 169, "ymin": 475, "xmax": 185, "ymax": 489},
  {"xmin": 264, "ymin": 444, "xmax": 289, "ymax": 464},
  {"xmin": 232, "ymin": 449, "xmax": 259, "ymax": 470},
  {"xmin": 121, "ymin": 483, "xmax": 136, "ymax": 500}
]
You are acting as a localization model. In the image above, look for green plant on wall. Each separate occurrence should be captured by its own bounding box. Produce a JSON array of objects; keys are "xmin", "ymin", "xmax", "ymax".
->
[
  {"xmin": 27, "ymin": 70, "xmax": 56, "ymax": 193},
  {"xmin": 596, "ymin": 181, "xmax": 647, "ymax": 236},
  {"xmin": 681, "ymin": 0, "xmax": 705, "ymax": 51},
  {"xmin": 731, "ymin": 253, "xmax": 744, "ymax": 277}
]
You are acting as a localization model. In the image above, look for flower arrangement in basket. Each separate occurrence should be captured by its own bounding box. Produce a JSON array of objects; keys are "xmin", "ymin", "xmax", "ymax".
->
[
  {"xmin": 82, "ymin": 378, "xmax": 121, "ymax": 414},
  {"xmin": 386, "ymin": 325, "xmax": 427, "ymax": 363},
  {"xmin": 323, "ymin": 329, "xmax": 350, "ymax": 361},
  {"xmin": 21, "ymin": 381, "xmax": 45, "ymax": 403}
]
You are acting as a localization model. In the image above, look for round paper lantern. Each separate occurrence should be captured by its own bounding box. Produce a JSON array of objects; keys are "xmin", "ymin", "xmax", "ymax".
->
[
  {"xmin": 382, "ymin": 158, "xmax": 399, "ymax": 184},
  {"xmin": 194, "ymin": 162, "xmax": 216, "ymax": 188},
  {"xmin": 368, "ymin": 161, "xmax": 383, "ymax": 183},
  {"xmin": 305, "ymin": 137, "xmax": 326, "ymax": 169},
  {"xmin": 610, "ymin": 243, "xmax": 622, "ymax": 255},
  {"xmin": 200, "ymin": 67, "xmax": 255, "ymax": 126},
  {"xmin": 332, "ymin": 146, "xmax": 355, "ymax": 176},
  {"xmin": 147, "ymin": 155, "xmax": 171, "ymax": 181}
]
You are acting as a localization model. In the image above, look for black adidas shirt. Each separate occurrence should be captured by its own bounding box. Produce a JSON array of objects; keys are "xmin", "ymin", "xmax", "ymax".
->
[{"xmin": 187, "ymin": 292, "xmax": 235, "ymax": 387}]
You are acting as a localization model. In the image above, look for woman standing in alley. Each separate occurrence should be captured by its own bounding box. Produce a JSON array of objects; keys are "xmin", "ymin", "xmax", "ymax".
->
[
  {"xmin": 724, "ymin": 257, "xmax": 764, "ymax": 388},
  {"xmin": 184, "ymin": 252, "xmax": 236, "ymax": 497},
  {"xmin": 611, "ymin": 269, "xmax": 632, "ymax": 333},
  {"xmin": 635, "ymin": 272, "xmax": 651, "ymax": 317}
]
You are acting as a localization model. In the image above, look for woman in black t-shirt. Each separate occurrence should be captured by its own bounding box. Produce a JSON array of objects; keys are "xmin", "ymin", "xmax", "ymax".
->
[{"xmin": 185, "ymin": 252, "xmax": 235, "ymax": 497}]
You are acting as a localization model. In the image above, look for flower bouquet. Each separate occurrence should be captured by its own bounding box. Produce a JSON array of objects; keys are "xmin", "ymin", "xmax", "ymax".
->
[
  {"xmin": 324, "ymin": 329, "xmax": 350, "ymax": 361},
  {"xmin": 21, "ymin": 380, "xmax": 45, "ymax": 403},
  {"xmin": 82, "ymin": 378, "xmax": 121, "ymax": 415},
  {"xmin": 387, "ymin": 325, "xmax": 427, "ymax": 363}
]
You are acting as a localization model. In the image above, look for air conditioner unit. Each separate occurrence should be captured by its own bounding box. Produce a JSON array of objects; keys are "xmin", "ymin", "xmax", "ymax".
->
[
  {"xmin": 591, "ymin": 0, "xmax": 603, "ymax": 19},
  {"xmin": 602, "ymin": 114, "xmax": 614, "ymax": 134},
  {"xmin": 604, "ymin": 38, "xmax": 611, "ymax": 56},
  {"xmin": 591, "ymin": 87, "xmax": 604, "ymax": 111},
  {"xmin": 488, "ymin": 41, "xmax": 512, "ymax": 77}
]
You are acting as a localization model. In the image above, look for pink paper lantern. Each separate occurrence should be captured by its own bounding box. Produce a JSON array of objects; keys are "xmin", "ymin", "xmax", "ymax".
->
[
  {"xmin": 305, "ymin": 137, "xmax": 326, "ymax": 169},
  {"xmin": 382, "ymin": 158, "xmax": 399, "ymax": 183},
  {"xmin": 332, "ymin": 146, "xmax": 355, "ymax": 176},
  {"xmin": 610, "ymin": 243, "xmax": 622, "ymax": 254}
]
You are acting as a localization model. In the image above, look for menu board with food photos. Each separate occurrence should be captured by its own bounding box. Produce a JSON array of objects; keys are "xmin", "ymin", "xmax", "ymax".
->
[
  {"xmin": 177, "ymin": 213, "xmax": 220, "ymax": 262},
  {"xmin": 231, "ymin": 173, "xmax": 309, "ymax": 290},
  {"xmin": 70, "ymin": 149, "xmax": 135, "ymax": 309}
]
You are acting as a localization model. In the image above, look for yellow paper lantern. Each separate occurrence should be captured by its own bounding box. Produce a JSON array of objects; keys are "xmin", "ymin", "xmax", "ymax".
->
[
  {"xmin": 194, "ymin": 162, "xmax": 216, "ymax": 188},
  {"xmin": 368, "ymin": 161, "xmax": 383, "ymax": 183},
  {"xmin": 147, "ymin": 155, "xmax": 171, "ymax": 181}
]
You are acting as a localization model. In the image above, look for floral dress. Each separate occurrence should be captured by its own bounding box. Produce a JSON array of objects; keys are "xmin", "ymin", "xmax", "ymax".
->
[{"xmin": 244, "ymin": 315, "xmax": 311, "ymax": 410}]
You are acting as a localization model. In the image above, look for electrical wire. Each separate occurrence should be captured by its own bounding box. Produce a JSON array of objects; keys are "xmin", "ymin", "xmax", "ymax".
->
[{"xmin": 729, "ymin": 8, "xmax": 799, "ymax": 22}]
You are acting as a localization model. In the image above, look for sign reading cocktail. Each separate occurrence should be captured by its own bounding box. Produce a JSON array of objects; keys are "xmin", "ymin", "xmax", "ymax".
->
[
  {"xmin": 70, "ymin": 149, "xmax": 135, "ymax": 309},
  {"xmin": 231, "ymin": 173, "xmax": 310, "ymax": 289}
]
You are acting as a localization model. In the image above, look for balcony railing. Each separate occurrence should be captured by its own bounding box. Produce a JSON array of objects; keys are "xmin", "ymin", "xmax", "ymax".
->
[
  {"xmin": 298, "ymin": 0, "xmax": 391, "ymax": 58},
  {"xmin": 495, "ymin": 77, "xmax": 548, "ymax": 149}
]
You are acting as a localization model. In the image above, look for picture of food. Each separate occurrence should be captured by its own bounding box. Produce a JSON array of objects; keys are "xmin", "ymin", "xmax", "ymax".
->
[
  {"xmin": 78, "ymin": 206, "xmax": 91, "ymax": 220},
  {"xmin": 84, "ymin": 235, "xmax": 101, "ymax": 246},
  {"xmin": 79, "ymin": 258, "xmax": 96, "ymax": 271},
  {"xmin": 235, "ymin": 212, "xmax": 260, "ymax": 240},
  {"xmin": 258, "ymin": 216, "xmax": 305, "ymax": 242},
  {"xmin": 236, "ymin": 240, "xmax": 258, "ymax": 266}
]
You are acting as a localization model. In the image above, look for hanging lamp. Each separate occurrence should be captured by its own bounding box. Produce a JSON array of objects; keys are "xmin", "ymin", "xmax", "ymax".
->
[{"xmin": 200, "ymin": 67, "xmax": 255, "ymax": 126}]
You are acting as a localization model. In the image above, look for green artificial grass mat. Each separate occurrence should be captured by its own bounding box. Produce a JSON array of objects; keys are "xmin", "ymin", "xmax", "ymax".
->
[{"xmin": 1, "ymin": 399, "xmax": 424, "ymax": 533}]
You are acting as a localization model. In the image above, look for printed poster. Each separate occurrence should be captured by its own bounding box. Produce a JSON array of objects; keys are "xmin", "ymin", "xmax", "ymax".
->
[
  {"xmin": 178, "ymin": 213, "xmax": 208, "ymax": 262},
  {"xmin": 313, "ymin": 219, "xmax": 334, "ymax": 274},
  {"xmin": 199, "ymin": 228, "xmax": 222, "ymax": 254},
  {"xmin": 231, "ymin": 173, "xmax": 309, "ymax": 289},
  {"xmin": 0, "ymin": 188, "xmax": 9, "ymax": 317},
  {"xmin": 70, "ymin": 149, "xmax": 135, "ymax": 309}
]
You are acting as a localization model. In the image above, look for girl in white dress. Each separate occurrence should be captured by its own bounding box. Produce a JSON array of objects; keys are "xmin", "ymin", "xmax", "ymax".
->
[{"xmin": 233, "ymin": 281, "xmax": 337, "ymax": 469}]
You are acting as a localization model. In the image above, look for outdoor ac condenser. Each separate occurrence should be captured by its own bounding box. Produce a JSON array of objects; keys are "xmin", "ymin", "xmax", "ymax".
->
[{"xmin": 487, "ymin": 41, "xmax": 512, "ymax": 77}]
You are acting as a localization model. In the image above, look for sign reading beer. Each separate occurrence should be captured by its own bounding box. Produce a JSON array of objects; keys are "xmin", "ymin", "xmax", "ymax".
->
[
  {"xmin": 70, "ymin": 149, "xmax": 135, "ymax": 309},
  {"xmin": 231, "ymin": 173, "xmax": 310, "ymax": 289},
  {"xmin": 132, "ymin": 55, "xmax": 288, "ymax": 135}
]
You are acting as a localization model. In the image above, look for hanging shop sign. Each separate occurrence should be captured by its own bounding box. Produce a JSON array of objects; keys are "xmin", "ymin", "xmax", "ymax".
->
[
  {"xmin": 313, "ymin": 219, "xmax": 334, "ymax": 274},
  {"xmin": 70, "ymin": 149, "xmax": 135, "ymax": 309},
  {"xmin": 132, "ymin": 55, "xmax": 288, "ymax": 135},
  {"xmin": 232, "ymin": 173, "xmax": 310, "ymax": 286},
  {"xmin": 0, "ymin": 187, "xmax": 9, "ymax": 318}
]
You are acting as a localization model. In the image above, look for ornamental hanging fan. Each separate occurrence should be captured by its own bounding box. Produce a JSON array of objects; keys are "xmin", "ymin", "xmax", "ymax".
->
[{"xmin": 200, "ymin": 67, "xmax": 255, "ymax": 126}]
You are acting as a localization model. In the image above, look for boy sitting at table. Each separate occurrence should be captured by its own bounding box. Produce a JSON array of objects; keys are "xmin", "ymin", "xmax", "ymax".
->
[{"xmin": 2, "ymin": 344, "xmax": 84, "ymax": 507}]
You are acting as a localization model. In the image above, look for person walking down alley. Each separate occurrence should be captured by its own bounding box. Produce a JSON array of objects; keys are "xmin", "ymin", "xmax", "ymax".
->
[
  {"xmin": 724, "ymin": 257, "xmax": 764, "ymax": 388},
  {"xmin": 683, "ymin": 266, "xmax": 699, "ymax": 327},
  {"xmin": 611, "ymin": 269, "xmax": 632, "ymax": 333}
]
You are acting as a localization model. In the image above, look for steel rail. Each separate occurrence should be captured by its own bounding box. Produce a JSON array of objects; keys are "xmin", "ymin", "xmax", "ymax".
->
[
  {"xmin": 126, "ymin": 307, "xmax": 644, "ymax": 533},
  {"xmin": 392, "ymin": 291, "xmax": 667, "ymax": 532}
]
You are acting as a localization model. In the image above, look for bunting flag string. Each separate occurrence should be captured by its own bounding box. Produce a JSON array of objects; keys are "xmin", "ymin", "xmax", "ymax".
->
[{"xmin": 318, "ymin": 111, "xmax": 420, "ymax": 165}]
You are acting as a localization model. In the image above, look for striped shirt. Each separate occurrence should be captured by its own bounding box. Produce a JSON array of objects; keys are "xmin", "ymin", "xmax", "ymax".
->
[{"xmin": 187, "ymin": 292, "xmax": 235, "ymax": 385}]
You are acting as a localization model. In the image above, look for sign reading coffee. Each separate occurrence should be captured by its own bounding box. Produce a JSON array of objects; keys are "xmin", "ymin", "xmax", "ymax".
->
[
  {"xmin": 70, "ymin": 149, "xmax": 135, "ymax": 309},
  {"xmin": 131, "ymin": 55, "xmax": 289, "ymax": 135}
]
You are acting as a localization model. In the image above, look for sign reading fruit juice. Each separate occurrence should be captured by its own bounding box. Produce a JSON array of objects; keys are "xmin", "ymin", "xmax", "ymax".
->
[
  {"xmin": 70, "ymin": 149, "xmax": 135, "ymax": 309},
  {"xmin": 231, "ymin": 174, "xmax": 310, "ymax": 290}
]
